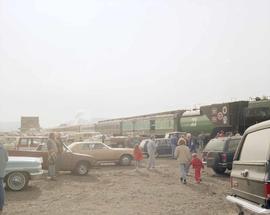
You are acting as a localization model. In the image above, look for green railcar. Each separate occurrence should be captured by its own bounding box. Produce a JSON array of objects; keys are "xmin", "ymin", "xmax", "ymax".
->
[
  {"xmin": 180, "ymin": 101, "xmax": 248, "ymax": 137},
  {"xmin": 243, "ymin": 98, "xmax": 270, "ymax": 130}
]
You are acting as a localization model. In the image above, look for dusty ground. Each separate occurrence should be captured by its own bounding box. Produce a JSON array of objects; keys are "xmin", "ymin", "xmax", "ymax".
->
[{"xmin": 4, "ymin": 158, "xmax": 235, "ymax": 215}]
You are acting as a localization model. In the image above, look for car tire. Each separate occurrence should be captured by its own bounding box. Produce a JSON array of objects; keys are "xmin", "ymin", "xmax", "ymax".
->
[
  {"xmin": 213, "ymin": 167, "xmax": 226, "ymax": 174},
  {"xmin": 120, "ymin": 155, "xmax": 132, "ymax": 166},
  {"xmin": 6, "ymin": 172, "xmax": 29, "ymax": 191},
  {"xmin": 74, "ymin": 161, "xmax": 89, "ymax": 176}
]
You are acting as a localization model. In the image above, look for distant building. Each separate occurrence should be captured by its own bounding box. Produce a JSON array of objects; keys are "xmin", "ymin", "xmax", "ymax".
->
[{"xmin": 20, "ymin": 116, "xmax": 40, "ymax": 133}]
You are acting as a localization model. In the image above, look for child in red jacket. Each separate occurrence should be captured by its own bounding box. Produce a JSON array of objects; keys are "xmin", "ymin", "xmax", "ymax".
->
[
  {"xmin": 191, "ymin": 153, "xmax": 204, "ymax": 183},
  {"xmin": 133, "ymin": 144, "xmax": 143, "ymax": 170}
]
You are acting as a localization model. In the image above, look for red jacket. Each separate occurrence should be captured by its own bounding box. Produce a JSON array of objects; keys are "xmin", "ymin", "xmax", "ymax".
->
[
  {"xmin": 191, "ymin": 157, "xmax": 204, "ymax": 169},
  {"xmin": 133, "ymin": 147, "xmax": 143, "ymax": 161}
]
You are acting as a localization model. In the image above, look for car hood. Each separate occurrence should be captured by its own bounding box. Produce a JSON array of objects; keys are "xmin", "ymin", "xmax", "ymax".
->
[
  {"xmin": 6, "ymin": 156, "xmax": 43, "ymax": 172},
  {"xmin": 8, "ymin": 156, "xmax": 42, "ymax": 163}
]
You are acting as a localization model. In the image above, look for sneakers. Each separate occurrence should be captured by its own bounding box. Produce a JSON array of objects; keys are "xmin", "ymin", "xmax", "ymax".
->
[{"xmin": 180, "ymin": 177, "xmax": 187, "ymax": 184}]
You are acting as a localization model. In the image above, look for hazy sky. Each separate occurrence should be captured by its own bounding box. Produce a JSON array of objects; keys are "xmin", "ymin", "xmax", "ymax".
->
[{"xmin": 0, "ymin": 0, "xmax": 269, "ymax": 127}]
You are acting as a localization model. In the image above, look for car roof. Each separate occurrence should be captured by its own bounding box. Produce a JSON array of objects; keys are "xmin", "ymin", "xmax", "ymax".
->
[
  {"xmin": 71, "ymin": 141, "xmax": 103, "ymax": 145},
  {"xmin": 210, "ymin": 136, "xmax": 241, "ymax": 142},
  {"xmin": 245, "ymin": 120, "xmax": 270, "ymax": 134}
]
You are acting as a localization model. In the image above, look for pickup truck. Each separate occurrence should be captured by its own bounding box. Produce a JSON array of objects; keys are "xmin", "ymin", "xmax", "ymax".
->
[{"xmin": 8, "ymin": 143, "xmax": 96, "ymax": 176}]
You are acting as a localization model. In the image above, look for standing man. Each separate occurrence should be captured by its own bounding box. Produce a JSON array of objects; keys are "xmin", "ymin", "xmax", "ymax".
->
[
  {"xmin": 174, "ymin": 138, "xmax": 191, "ymax": 184},
  {"xmin": 186, "ymin": 133, "xmax": 196, "ymax": 175},
  {"xmin": 47, "ymin": 133, "xmax": 58, "ymax": 180},
  {"xmin": 170, "ymin": 134, "xmax": 178, "ymax": 159},
  {"xmin": 101, "ymin": 135, "xmax": 105, "ymax": 143},
  {"xmin": 186, "ymin": 133, "xmax": 196, "ymax": 153},
  {"xmin": 0, "ymin": 142, "xmax": 8, "ymax": 213},
  {"xmin": 55, "ymin": 133, "xmax": 63, "ymax": 173},
  {"xmin": 147, "ymin": 135, "xmax": 157, "ymax": 170}
]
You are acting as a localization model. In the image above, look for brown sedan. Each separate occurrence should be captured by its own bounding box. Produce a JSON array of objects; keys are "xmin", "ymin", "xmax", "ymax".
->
[
  {"xmin": 8, "ymin": 143, "xmax": 96, "ymax": 176},
  {"xmin": 68, "ymin": 142, "xmax": 134, "ymax": 166}
]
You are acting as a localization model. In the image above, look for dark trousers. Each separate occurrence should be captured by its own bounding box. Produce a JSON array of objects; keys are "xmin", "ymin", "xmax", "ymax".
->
[{"xmin": 0, "ymin": 178, "xmax": 5, "ymax": 210}]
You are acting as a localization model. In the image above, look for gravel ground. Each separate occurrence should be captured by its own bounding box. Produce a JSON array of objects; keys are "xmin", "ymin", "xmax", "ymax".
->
[{"xmin": 4, "ymin": 158, "xmax": 236, "ymax": 215}]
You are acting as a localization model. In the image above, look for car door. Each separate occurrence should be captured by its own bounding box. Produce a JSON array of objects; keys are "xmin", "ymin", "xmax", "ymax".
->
[
  {"xmin": 226, "ymin": 138, "xmax": 241, "ymax": 170},
  {"xmin": 90, "ymin": 143, "xmax": 114, "ymax": 162},
  {"xmin": 231, "ymin": 128, "xmax": 270, "ymax": 206},
  {"xmin": 157, "ymin": 139, "xmax": 171, "ymax": 155}
]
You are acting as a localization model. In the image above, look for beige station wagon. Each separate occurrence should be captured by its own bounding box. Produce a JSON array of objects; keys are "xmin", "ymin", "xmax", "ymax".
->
[
  {"xmin": 68, "ymin": 142, "xmax": 134, "ymax": 166},
  {"xmin": 8, "ymin": 142, "xmax": 96, "ymax": 176},
  {"xmin": 226, "ymin": 120, "xmax": 270, "ymax": 214}
]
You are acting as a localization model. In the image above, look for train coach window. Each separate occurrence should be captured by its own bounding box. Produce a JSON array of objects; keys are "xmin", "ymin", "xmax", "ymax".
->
[{"xmin": 150, "ymin": 120, "xmax": 155, "ymax": 131}]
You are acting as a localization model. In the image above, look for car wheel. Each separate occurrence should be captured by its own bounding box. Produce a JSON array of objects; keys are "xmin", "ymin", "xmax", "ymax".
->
[
  {"xmin": 213, "ymin": 167, "xmax": 226, "ymax": 174},
  {"xmin": 120, "ymin": 155, "xmax": 132, "ymax": 166},
  {"xmin": 6, "ymin": 172, "xmax": 29, "ymax": 191},
  {"xmin": 75, "ymin": 161, "xmax": 89, "ymax": 176}
]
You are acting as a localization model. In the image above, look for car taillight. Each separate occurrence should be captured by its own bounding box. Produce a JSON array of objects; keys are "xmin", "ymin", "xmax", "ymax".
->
[
  {"xmin": 265, "ymin": 183, "xmax": 270, "ymax": 199},
  {"xmin": 221, "ymin": 153, "xmax": 227, "ymax": 162}
]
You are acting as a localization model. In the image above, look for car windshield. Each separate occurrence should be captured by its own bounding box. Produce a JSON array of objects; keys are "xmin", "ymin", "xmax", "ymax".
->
[
  {"xmin": 36, "ymin": 142, "xmax": 72, "ymax": 152},
  {"xmin": 204, "ymin": 138, "xmax": 226, "ymax": 151}
]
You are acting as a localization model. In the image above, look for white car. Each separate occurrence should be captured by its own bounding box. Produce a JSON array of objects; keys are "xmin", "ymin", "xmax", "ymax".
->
[{"xmin": 5, "ymin": 156, "xmax": 43, "ymax": 191}]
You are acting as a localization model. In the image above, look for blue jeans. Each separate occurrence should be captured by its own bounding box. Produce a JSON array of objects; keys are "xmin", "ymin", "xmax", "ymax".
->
[
  {"xmin": 171, "ymin": 145, "xmax": 176, "ymax": 158},
  {"xmin": 148, "ymin": 153, "xmax": 156, "ymax": 169},
  {"xmin": 48, "ymin": 164, "xmax": 56, "ymax": 177},
  {"xmin": 0, "ymin": 178, "xmax": 5, "ymax": 210},
  {"xmin": 180, "ymin": 163, "xmax": 187, "ymax": 180}
]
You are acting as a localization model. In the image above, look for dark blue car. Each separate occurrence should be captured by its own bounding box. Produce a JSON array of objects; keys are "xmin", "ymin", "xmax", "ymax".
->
[{"xmin": 139, "ymin": 138, "xmax": 172, "ymax": 157}]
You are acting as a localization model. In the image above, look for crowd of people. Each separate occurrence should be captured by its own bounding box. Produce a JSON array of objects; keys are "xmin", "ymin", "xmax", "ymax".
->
[{"xmin": 133, "ymin": 133, "xmax": 204, "ymax": 185}]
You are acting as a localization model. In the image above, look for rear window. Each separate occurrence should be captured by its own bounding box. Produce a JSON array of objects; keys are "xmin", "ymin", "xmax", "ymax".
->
[
  {"xmin": 204, "ymin": 138, "xmax": 226, "ymax": 151},
  {"xmin": 240, "ymin": 128, "xmax": 270, "ymax": 161},
  {"xmin": 227, "ymin": 139, "xmax": 241, "ymax": 152}
]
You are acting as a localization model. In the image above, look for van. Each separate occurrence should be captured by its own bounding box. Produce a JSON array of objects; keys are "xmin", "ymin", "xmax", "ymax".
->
[
  {"xmin": 226, "ymin": 120, "xmax": 270, "ymax": 214},
  {"xmin": 202, "ymin": 136, "xmax": 241, "ymax": 174}
]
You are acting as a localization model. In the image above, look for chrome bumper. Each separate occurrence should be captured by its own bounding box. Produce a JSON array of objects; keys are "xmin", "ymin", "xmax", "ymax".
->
[
  {"xmin": 30, "ymin": 170, "xmax": 44, "ymax": 180},
  {"xmin": 226, "ymin": 195, "xmax": 270, "ymax": 214}
]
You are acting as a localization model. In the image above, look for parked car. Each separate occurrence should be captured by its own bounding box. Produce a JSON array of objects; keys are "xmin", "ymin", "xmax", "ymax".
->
[
  {"xmin": 202, "ymin": 136, "xmax": 241, "ymax": 174},
  {"xmin": 226, "ymin": 120, "xmax": 270, "ymax": 214},
  {"xmin": 139, "ymin": 138, "xmax": 173, "ymax": 158},
  {"xmin": 164, "ymin": 132, "xmax": 187, "ymax": 139},
  {"xmin": 68, "ymin": 142, "xmax": 134, "ymax": 166},
  {"xmin": 5, "ymin": 156, "xmax": 43, "ymax": 191},
  {"xmin": 8, "ymin": 142, "xmax": 96, "ymax": 176},
  {"xmin": 139, "ymin": 139, "xmax": 151, "ymax": 157}
]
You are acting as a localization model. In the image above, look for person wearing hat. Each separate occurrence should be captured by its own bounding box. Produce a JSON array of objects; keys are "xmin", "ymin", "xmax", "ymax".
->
[{"xmin": 174, "ymin": 138, "xmax": 191, "ymax": 184}]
